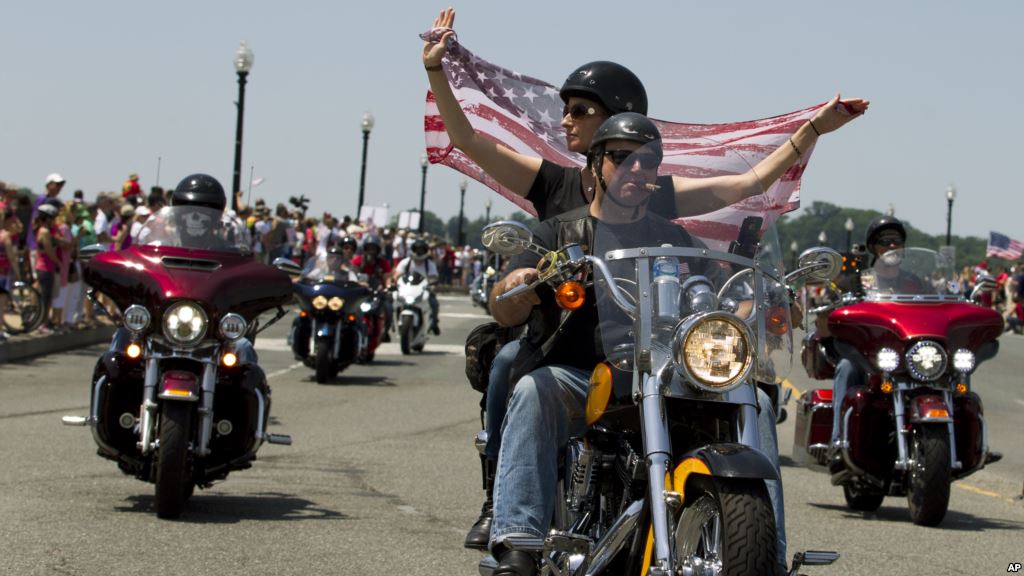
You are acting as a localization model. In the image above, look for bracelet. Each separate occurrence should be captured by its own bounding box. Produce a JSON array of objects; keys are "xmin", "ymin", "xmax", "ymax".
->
[
  {"xmin": 808, "ymin": 119, "xmax": 821, "ymax": 137},
  {"xmin": 425, "ymin": 64, "xmax": 443, "ymax": 72},
  {"xmin": 789, "ymin": 138, "xmax": 802, "ymax": 158}
]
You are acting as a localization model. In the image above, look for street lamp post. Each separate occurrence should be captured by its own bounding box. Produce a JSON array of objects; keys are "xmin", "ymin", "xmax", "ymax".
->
[
  {"xmin": 457, "ymin": 179, "xmax": 467, "ymax": 246},
  {"xmin": 231, "ymin": 42, "xmax": 254, "ymax": 212},
  {"xmin": 818, "ymin": 231, "xmax": 827, "ymax": 247},
  {"xmin": 945, "ymin": 185, "xmax": 956, "ymax": 246},
  {"xmin": 418, "ymin": 154, "xmax": 428, "ymax": 234},
  {"xmin": 357, "ymin": 111, "xmax": 374, "ymax": 218},
  {"xmin": 844, "ymin": 217, "xmax": 854, "ymax": 251},
  {"xmin": 485, "ymin": 198, "xmax": 492, "ymax": 223},
  {"xmin": 790, "ymin": 240, "xmax": 798, "ymax": 270}
]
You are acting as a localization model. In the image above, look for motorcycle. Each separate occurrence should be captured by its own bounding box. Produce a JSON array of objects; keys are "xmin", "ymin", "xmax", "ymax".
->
[
  {"xmin": 793, "ymin": 246, "xmax": 1004, "ymax": 526},
  {"xmin": 277, "ymin": 256, "xmax": 380, "ymax": 383},
  {"xmin": 395, "ymin": 270, "xmax": 436, "ymax": 354},
  {"xmin": 475, "ymin": 137, "xmax": 841, "ymax": 575},
  {"xmin": 470, "ymin": 252, "xmax": 502, "ymax": 315},
  {"xmin": 62, "ymin": 206, "xmax": 293, "ymax": 519}
]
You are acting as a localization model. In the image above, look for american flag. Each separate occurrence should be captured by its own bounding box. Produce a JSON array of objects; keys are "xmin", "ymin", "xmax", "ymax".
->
[
  {"xmin": 423, "ymin": 38, "xmax": 830, "ymax": 247},
  {"xmin": 986, "ymin": 231, "xmax": 1024, "ymax": 260}
]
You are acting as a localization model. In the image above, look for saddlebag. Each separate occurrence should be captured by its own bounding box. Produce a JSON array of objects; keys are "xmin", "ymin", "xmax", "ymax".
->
[{"xmin": 792, "ymin": 388, "xmax": 834, "ymax": 468}]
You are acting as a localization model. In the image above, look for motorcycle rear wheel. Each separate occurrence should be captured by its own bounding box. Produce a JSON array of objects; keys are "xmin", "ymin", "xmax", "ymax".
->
[
  {"xmin": 155, "ymin": 403, "xmax": 193, "ymax": 519},
  {"xmin": 906, "ymin": 424, "xmax": 951, "ymax": 526},
  {"xmin": 400, "ymin": 316, "xmax": 413, "ymax": 355},
  {"xmin": 314, "ymin": 340, "xmax": 332, "ymax": 383},
  {"xmin": 674, "ymin": 477, "xmax": 777, "ymax": 576}
]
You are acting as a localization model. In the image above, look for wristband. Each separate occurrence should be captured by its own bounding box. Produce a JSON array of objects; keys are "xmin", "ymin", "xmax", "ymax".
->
[
  {"xmin": 808, "ymin": 119, "xmax": 821, "ymax": 137},
  {"xmin": 789, "ymin": 138, "xmax": 802, "ymax": 158}
]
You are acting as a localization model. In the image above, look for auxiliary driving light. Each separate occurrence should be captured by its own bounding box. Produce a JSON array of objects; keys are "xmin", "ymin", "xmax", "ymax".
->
[
  {"xmin": 222, "ymin": 352, "xmax": 238, "ymax": 367},
  {"xmin": 126, "ymin": 343, "xmax": 142, "ymax": 359}
]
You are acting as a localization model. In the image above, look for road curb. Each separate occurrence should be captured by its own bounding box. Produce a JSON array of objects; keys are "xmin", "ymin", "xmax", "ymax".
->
[{"xmin": 0, "ymin": 326, "xmax": 115, "ymax": 363}]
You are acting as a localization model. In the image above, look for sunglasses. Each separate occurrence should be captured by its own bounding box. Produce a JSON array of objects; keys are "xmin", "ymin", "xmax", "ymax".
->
[
  {"xmin": 562, "ymin": 103, "xmax": 599, "ymax": 120},
  {"xmin": 603, "ymin": 149, "xmax": 661, "ymax": 170},
  {"xmin": 875, "ymin": 235, "xmax": 904, "ymax": 246}
]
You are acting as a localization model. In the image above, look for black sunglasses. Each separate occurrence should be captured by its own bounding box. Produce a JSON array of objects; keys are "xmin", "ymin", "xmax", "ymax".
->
[
  {"xmin": 562, "ymin": 103, "xmax": 599, "ymax": 120},
  {"xmin": 874, "ymin": 234, "xmax": 904, "ymax": 246},
  {"xmin": 603, "ymin": 149, "xmax": 661, "ymax": 170}
]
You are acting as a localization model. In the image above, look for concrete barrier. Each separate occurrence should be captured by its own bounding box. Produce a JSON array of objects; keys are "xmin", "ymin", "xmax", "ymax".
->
[{"xmin": 0, "ymin": 326, "xmax": 116, "ymax": 364}]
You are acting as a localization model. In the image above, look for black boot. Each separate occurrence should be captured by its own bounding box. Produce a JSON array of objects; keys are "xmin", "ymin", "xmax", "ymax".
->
[
  {"xmin": 463, "ymin": 458, "xmax": 495, "ymax": 550},
  {"xmin": 493, "ymin": 549, "xmax": 537, "ymax": 576}
]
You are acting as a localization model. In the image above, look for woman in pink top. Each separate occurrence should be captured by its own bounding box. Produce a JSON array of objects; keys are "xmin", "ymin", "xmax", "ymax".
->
[{"xmin": 34, "ymin": 204, "xmax": 61, "ymax": 332}]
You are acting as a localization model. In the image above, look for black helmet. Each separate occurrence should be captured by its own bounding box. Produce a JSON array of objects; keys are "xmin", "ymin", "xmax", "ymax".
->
[
  {"xmin": 587, "ymin": 112, "xmax": 662, "ymax": 167},
  {"xmin": 171, "ymin": 174, "xmax": 226, "ymax": 211},
  {"xmin": 559, "ymin": 61, "xmax": 647, "ymax": 116},
  {"xmin": 362, "ymin": 234, "xmax": 381, "ymax": 254},
  {"xmin": 411, "ymin": 239, "xmax": 429, "ymax": 261},
  {"xmin": 865, "ymin": 215, "xmax": 906, "ymax": 248},
  {"xmin": 338, "ymin": 236, "xmax": 358, "ymax": 251}
]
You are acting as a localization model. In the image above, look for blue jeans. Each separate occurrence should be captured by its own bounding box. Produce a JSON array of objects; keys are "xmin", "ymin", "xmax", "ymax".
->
[
  {"xmin": 490, "ymin": 365, "xmax": 787, "ymax": 565},
  {"xmin": 484, "ymin": 339, "xmax": 521, "ymax": 461},
  {"xmin": 831, "ymin": 358, "xmax": 865, "ymax": 444}
]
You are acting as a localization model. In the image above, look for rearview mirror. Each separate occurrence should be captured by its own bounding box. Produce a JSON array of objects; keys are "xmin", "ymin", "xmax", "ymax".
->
[
  {"xmin": 272, "ymin": 257, "xmax": 303, "ymax": 276},
  {"xmin": 786, "ymin": 247, "xmax": 843, "ymax": 284},
  {"xmin": 481, "ymin": 221, "xmax": 533, "ymax": 257}
]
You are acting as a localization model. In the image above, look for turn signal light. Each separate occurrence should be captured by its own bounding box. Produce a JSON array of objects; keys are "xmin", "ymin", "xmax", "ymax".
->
[
  {"xmin": 299, "ymin": 310, "xmax": 308, "ymax": 318},
  {"xmin": 126, "ymin": 343, "xmax": 142, "ymax": 359},
  {"xmin": 766, "ymin": 306, "xmax": 790, "ymax": 335},
  {"xmin": 955, "ymin": 382, "xmax": 968, "ymax": 395},
  {"xmin": 222, "ymin": 352, "xmax": 238, "ymax": 367},
  {"xmin": 880, "ymin": 381, "xmax": 893, "ymax": 394},
  {"xmin": 347, "ymin": 314, "xmax": 357, "ymax": 322},
  {"xmin": 924, "ymin": 408, "xmax": 950, "ymax": 419},
  {"xmin": 586, "ymin": 362, "xmax": 613, "ymax": 425},
  {"xmin": 555, "ymin": 281, "xmax": 586, "ymax": 310}
]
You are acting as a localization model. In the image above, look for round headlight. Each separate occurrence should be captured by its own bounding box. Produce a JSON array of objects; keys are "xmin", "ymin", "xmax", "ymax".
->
[
  {"xmin": 312, "ymin": 295, "xmax": 328, "ymax": 310},
  {"xmin": 162, "ymin": 301, "xmax": 208, "ymax": 346},
  {"xmin": 876, "ymin": 347, "xmax": 900, "ymax": 372},
  {"xmin": 952, "ymin": 349, "xmax": 976, "ymax": 373},
  {"xmin": 359, "ymin": 301, "xmax": 373, "ymax": 313},
  {"xmin": 219, "ymin": 313, "xmax": 247, "ymax": 341},
  {"xmin": 123, "ymin": 304, "xmax": 151, "ymax": 333},
  {"xmin": 672, "ymin": 312, "xmax": 753, "ymax": 393},
  {"xmin": 328, "ymin": 297, "xmax": 344, "ymax": 311},
  {"xmin": 905, "ymin": 340, "xmax": 947, "ymax": 381}
]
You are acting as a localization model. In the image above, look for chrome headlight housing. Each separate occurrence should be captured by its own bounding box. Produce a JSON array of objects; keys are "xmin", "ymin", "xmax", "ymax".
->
[
  {"xmin": 163, "ymin": 301, "xmax": 208, "ymax": 347},
  {"xmin": 328, "ymin": 297, "xmax": 344, "ymax": 311},
  {"xmin": 876, "ymin": 347, "xmax": 900, "ymax": 372},
  {"xmin": 952, "ymin": 349, "xmax": 976, "ymax": 373},
  {"xmin": 905, "ymin": 340, "xmax": 947, "ymax": 381},
  {"xmin": 672, "ymin": 311, "xmax": 754, "ymax": 394},
  {"xmin": 312, "ymin": 295, "xmax": 328, "ymax": 310},
  {"xmin": 218, "ymin": 313, "xmax": 247, "ymax": 341},
  {"xmin": 123, "ymin": 304, "xmax": 151, "ymax": 333}
]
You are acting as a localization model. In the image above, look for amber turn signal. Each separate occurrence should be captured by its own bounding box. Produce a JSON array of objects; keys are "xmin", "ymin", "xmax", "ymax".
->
[
  {"xmin": 880, "ymin": 381, "xmax": 893, "ymax": 394},
  {"xmin": 555, "ymin": 281, "xmax": 586, "ymax": 310},
  {"xmin": 766, "ymin": 306, "xmax": 790, "ymax": 335},
  {"xmin": 586, "ymin": 362, "xmax": 613, "ymax": 425},
  {"xmin": 955, "ymin": 382, "xmax": 968, "ymax": 395}
]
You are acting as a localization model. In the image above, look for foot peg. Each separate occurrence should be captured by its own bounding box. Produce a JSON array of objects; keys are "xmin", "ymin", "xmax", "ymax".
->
[
  {"xmin": 789, "ymin": 550, "xmax": 840, "ymax": 575},
  {"xmin": 265, "ymin": 433, "xmax": 292, "ymax": 445},
  {"xmin": 61, "ymin": 416, "xmax": 91, "ymax": 426}
]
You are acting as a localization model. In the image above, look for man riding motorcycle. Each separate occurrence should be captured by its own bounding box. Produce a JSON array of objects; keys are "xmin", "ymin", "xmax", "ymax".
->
[
  {"xmin": 485, "ymin": 114, "xmax": 786, "ymax": 575},
  {"xmin": 350, "ymin": 234, "xmax": 394, "ymax": 339},
  {"xmin": 393, "ymin": 238, "xmax": 440, "ymax": 335}
]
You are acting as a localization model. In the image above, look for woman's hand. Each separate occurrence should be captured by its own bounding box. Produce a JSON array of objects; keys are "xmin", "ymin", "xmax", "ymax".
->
[
  {"xmin": 811, "ymin": 93, "xmax": 870, "ymax": 135},
  {"xmin": 422, "ymin": 7, "xmax": 456, "ymax": 69}
]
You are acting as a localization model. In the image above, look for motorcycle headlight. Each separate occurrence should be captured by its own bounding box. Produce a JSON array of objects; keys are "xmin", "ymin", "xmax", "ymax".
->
[
  {"xmin": 328, "ymin": 297, "xmax": 344, "ymax": 311},
  {"xmin": 905, "ymin": 340, "xmax": 947, "ymax": 381},
  {"xmin": 123, "ymin": 304, "xmax": 151, "ymax": 333},
  {"xmin": 359, "ymin": 301, "xmax": 373, "ymax": 312},
  {"xmin": 163, "ymin": 301, "xmax": 208, "ymax": 347},
  {"xmin": 876, "ymin": 348, "xmax": 900, "ymax": 372},
  {"xmin": 672, "ymin": 312, "xmax": 754, "ymax": 394},
  {"xmin": 312, "ymin": 295, "xmax": 328, "ymax": 310},
  {"xmin": 952, "ymin": 349, "xmax": 976, "ymax": 373},
  {"xmin": 218, "ymin": 313, "xmax": 247, "ymax": 341}
]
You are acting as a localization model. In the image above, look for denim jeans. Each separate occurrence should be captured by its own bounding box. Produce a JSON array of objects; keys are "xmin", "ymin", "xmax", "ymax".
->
[
  {"xmin": 483, "ymin": 339, "xmax": 522, "ymax": 461},
  {"xmin": 831, "ymin": 358, "xmax": 865, "ymax": 444},
  {"xmin": 491, "ymin": 364, "xmax": 787, "ymax": 565}
]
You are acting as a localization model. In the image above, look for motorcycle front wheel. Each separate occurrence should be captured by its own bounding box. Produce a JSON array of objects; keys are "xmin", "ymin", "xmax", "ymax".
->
[
  {"xmin": 399, "ymin": 316, "xmax": 413, "ymax": 355},
  {"xmin": 314, "ymin": 340, "xmax": 332, "ymax": 384},
  {"xmin": 673, "ymin": 476, "xmax": 777, "ymax": 576},
  {"xmin": 155, "ymin": 402, "xmax": 193, "ymax": 519},
  {"xmin": 906, "ymin": 424, "xmax": 951, "ymax": 526}
]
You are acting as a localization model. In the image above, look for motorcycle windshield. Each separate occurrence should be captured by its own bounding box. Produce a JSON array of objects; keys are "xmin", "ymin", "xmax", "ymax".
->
[
  {"xmin": 300, "ymin": 254, "xmax": 359, "ymax": 284},
  {"xmin": 591, "ymin": 136, "xmax": 792, "ymax": 385},
  {"xmin": 137, "ymin": 206, "xmax": 250, "ymax": 253},
  {"xmin": 860, "ymin": 246, "xmax": 960, "ymax": 301}
]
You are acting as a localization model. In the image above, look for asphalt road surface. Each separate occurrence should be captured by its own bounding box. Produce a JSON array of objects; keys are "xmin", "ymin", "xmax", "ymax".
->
[{"xmin": 1, "ymin": 295, "xmax": 1021, "ymax": 575}]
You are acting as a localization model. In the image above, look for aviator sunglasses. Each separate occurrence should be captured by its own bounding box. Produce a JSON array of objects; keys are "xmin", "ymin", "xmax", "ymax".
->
[
  {"xmin": 874, "ymin": 233, "xmax": 904, "ymax": 247},
  {"xmin": 603, "ymin": 149, "xmax": 661, "ymax": 170},
  {"xmin": 562, "ymin": 103, "xmax": 599, "ymax": 120}
]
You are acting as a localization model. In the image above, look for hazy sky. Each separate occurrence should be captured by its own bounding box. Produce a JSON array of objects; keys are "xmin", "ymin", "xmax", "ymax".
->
[{"xmin": 3, "ymin": 1, "xmax": 1021, "ymax": 240}]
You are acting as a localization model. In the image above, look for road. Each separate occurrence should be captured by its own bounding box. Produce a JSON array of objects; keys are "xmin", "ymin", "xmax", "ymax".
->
[{"xmin": 1, "ymin": 295, "xmax": 1021, "ymax": 575}]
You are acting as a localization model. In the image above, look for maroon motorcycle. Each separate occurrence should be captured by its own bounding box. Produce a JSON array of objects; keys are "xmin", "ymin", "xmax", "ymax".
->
[
  {"xmin": 793, "ymin": 247, "xmax": 1003, "ymax": 525},
  {"xmin": 63, "ymin": 205, "xmax": 294, "ymax": 518}
]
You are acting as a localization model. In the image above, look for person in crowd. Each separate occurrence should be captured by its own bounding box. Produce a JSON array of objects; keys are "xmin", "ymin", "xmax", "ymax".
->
[
  {"xmin": 94, "ymin": 193, "xmax": 116, "ymax": 245},
  {"xmin": 393, "ymin": 238, "xmax": 441, "ymax": 335},
  {"xmin": 122, "ymin": 173, "xmax": 143, "ymax": 205},
  {"xmin": 111, "ymin": 204, "xmax": 135, "ymax": 251},
  {"xmin": 28, "ymin": 174, "xmax": 66, "ymax": 254},
  {"xmin": 33, "ymin": 203, "xmax": 61, "ymax": 333},
  {"xmin": 0, "ymin": 206, "xmax": 24, "ymax": 340},
  {"xmin": 147, "ymin": 187, "xmax": 167, "ymax": 212}
]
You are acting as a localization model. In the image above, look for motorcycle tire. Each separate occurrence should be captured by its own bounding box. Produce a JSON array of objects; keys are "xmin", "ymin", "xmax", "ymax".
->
[
  {"xmin": 843, "ymin": 482, "xmax": 885, "ymax": 511},
  {"xmin": 906, "ymin": 424, "xmax": 951, "ymax": 526},
  {"xmin": 400, "ymin": 316, "xmax": 413, "ymax": 355},
  {"xmin": 314, "ymin": 340, "xmax": 332, "ymax": 384},
  {"xmin": 155, "ymin": 403, "xmax": 193, "ymax": 519},
  {"xmin": 674, "ymin": 476, "xmax": 777, "ymax": 576}
]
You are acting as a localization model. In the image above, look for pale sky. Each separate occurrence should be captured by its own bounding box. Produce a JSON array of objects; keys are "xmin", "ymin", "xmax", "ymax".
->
[{"xmin": 3, "ymin": 1, "xmax": 1021, "ymax": 240}]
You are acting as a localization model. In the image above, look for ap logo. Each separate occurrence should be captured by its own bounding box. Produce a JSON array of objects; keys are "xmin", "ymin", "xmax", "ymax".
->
[{"xmin": 1009, "ymin": 563, "xmax": 1022, "ymax": 573}]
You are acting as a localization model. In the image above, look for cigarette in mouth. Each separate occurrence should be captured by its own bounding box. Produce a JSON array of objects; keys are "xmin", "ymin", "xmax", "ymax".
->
[{"xmin": 643, "ymin": 183, "xmax": 661, "ymax": 191}]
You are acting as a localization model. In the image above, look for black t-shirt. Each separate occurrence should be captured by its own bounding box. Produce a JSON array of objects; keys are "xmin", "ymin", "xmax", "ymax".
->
[
  {"xmin": 509, "ymin": 205, "xmax": 709, "ymax": 371},
  {"xmin": 525, "ymin": 160, "xmax": 676, "ymax": 222}
]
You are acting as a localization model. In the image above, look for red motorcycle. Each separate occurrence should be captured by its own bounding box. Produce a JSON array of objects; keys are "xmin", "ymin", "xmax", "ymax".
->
[
  {"xmin": 63, "ymin": 205, "xmax": 294, "ymax": 518},
  {"xmin": 794, "ymin": 247, "xmax": 1003, "ymax": 525}
]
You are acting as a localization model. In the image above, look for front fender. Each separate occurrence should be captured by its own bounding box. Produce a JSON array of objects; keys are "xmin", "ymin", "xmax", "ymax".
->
[
  {"xmin": 677, "ymin": 443, "xmax": 779, "ymax": 481},
  {"xmin": 315, "ymin": 320, "xmax": 335, "ymax": 339},
  {"xmin": 907, "ymin": 393, "xmax": 953, "ymax": 423}
]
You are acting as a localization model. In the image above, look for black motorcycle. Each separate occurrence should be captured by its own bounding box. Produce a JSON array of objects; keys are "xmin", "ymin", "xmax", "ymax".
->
[{"xmin": 277, "ymin": 257, "xmax": 374, "ymax": 383}]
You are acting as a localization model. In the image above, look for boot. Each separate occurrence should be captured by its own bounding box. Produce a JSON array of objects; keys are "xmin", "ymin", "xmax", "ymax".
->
[
  {"xmin": 493, "ymin": 549, "xmax": 537, "ymax": 576},
  {"xmin": 463, "ymin": 457, "xmax": 495, "ymax": 550}
]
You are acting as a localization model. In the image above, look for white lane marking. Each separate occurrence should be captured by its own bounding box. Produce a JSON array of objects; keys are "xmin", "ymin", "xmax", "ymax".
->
[
  {"xmin": 255, "ymin": 339, "xmax": 465, "ymax": 356},
  {"xmin": 266, "ymin": 362, "xmax": 303, "ymax": 380},
  {"xmin": 396, "ymin": 505, "xmax": 420, "ymax": 515},
  {"xmin": 437, "ymin": 295, "xmax": 469, "ymax": 302},
  {"xmin": 440, "ymin": 312, "xmax": 491, "ymax": 319}
]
